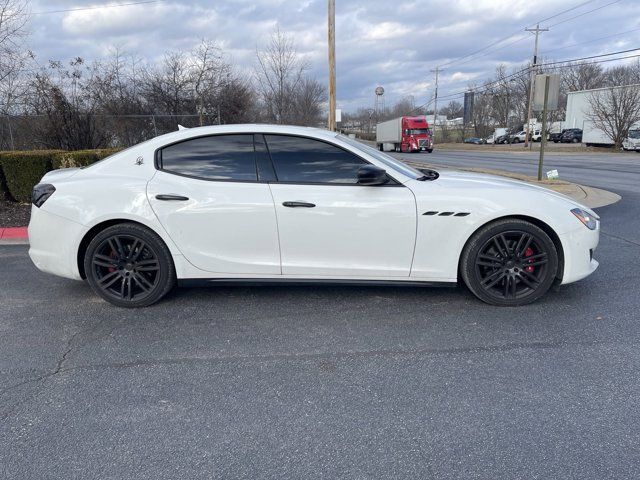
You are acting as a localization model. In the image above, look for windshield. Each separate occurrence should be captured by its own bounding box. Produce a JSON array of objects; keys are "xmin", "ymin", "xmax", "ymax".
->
[
  {"xmin": 628, "ymin": 130, "xmax": 640, "ymax": 139},
  {"xmin": 407, "ymin": 128, "xmax": 429, "ymax": 135},
  {"xmin": 338, "ymin": 135, "xmax": 425, "ymax": 180}
]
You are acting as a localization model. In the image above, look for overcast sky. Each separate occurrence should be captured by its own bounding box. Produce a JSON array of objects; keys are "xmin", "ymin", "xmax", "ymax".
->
[{"xmin": 25, "ymin": 0, "xmax": 640, "ymax": 112}]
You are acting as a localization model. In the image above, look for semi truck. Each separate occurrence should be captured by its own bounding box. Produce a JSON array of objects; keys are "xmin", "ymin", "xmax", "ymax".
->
[{"xmin": 376, "ymin": 115, "xmax": 433, "ymax": 153}]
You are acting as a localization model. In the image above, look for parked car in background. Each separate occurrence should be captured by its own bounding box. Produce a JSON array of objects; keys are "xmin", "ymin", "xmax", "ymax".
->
[
  {"xmin": 28, "ymin": 124, "xmax": 600, "ymax": 307},
  {"xmin": 485, "ymin": 136, "xmax": 495, "ymax": 144},
  {"xmin": 509, "ymin": 131, "xmax": 527, "ymax": 143},
  {"xmin": 495, "ymin": 134, "xmax": 509, "ymax": 144},
  {"xmin": 549, "ymin": 129, "xmax": 567, "ymax": 143},
  {"xmin": 464, "ymin": 137, "xmax": 486, "ymax": 144},
  {"xmin": 622, "ymin": 129, "xmax": 640, "ymax": 151},
  {"xmin": 529, "ymin": 130, "xmax": 543, "ymax": 142},
  {"xmin": 561, "ymin": 129, "xmax": 583, "ymax": 143}
]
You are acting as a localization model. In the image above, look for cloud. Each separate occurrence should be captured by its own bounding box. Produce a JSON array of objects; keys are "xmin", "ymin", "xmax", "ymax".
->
[{"xmin": 25, "ymin": 0, "xmax": 640, "ymax": 112}]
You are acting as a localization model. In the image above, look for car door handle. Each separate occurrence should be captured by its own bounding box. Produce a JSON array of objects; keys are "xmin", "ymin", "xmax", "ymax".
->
[
  {"xmin": 282, "ymin": 201, "xmax": 316, "ymax": 208},
  {"xmin": 155, "ymin": 194, "xmax": 189, "ymax": 201}
]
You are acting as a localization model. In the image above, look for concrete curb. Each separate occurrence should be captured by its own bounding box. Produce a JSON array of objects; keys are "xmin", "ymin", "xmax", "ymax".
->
[{"xmin": 0, "ymin": 227, "xmax": 28, "ymax": 245}]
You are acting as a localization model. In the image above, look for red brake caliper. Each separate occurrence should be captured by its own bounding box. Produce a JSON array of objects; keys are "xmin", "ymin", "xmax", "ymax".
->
[
  {"xmin": 108, "ymin": 250, "xmax": 117, "ymax": 273},
  {"xmin": 524, "ymin": 247, "xmax": 535, "ymax": 273}
]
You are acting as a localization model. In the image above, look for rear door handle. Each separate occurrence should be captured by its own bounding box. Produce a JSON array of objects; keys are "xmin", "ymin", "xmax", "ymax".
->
[
  {"xmin": 155, "ymin": 194, "xmax": 189, "ymax": 201},
  {"xmin": 282, "ymin": 201, "xmax": 316, "ymax": 208}
]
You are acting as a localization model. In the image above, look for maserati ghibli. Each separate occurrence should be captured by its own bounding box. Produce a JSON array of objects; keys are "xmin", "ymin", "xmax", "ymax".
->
[{"xmin": 28, "ymin": 125, "xmax": 599, "ymax": 307}]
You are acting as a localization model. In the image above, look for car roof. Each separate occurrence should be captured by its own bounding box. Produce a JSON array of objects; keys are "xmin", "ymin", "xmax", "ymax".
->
[{"xmin": 149, "ymin": 124, "xmax": 339, "ymax": 147}]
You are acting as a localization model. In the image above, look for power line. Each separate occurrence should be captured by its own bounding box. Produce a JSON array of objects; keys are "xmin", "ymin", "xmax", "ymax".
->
[
  {"xmin": 540, "ymin": 26, "xmax": 640, "ymax": 55},
  {"xmin": 413, "ymin": 49, "xmax": 640, "ymax": 112},
  {"xmin": 436, "ymin": 0, "xmax": 600, "ymax": 68},
  {"xmin": 28, "ymin": 0, "xmax": 160, "ymax": 16},
  {"xmin": 547, "ymin": 0, "xmax": 623, "ymax": 28}
]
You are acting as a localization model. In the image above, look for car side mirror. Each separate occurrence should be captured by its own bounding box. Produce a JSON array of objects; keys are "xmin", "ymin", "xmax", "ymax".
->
[{"xmin": 357, "ymin": 165, "xmax": 389, "ymax": 186}]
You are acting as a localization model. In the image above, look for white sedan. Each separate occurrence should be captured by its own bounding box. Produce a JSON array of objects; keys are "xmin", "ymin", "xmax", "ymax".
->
[{"xmin": 28, "ymin": 125, "xmax": 600, "ymax": 307}]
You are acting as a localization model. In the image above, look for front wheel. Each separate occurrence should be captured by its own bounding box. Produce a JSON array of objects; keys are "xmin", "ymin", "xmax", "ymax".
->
[
  {"xmin": 460, "ymin": 219, "xmax": 559, "ymax": 306},
  {"xmin": 84, "ymin": 223, "xmax": 176, "ymax": 307}
]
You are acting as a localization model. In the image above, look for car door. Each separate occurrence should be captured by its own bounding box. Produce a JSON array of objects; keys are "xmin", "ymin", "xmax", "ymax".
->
[
  {"xmin": 264, "ymin": 134, "xmax": 417, "ymax": 277},
  {"xmin": 147, "ymin": 134, "xmax": 281, "ymax": 275}
]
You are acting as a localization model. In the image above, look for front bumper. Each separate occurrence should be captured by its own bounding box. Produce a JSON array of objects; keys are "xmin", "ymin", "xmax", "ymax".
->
[
  {"xmin": 28, "ymin": 206, "xmax": 84, "ymax": 281},
  {"xmin": 558, "ymin": 221, "xmax": 600, "ymax": 285}
]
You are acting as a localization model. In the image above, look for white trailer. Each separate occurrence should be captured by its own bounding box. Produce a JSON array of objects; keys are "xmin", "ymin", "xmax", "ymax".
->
[
  {"xmin": 376, "ymin": 118, "xmax": 403, "ymax": 152},
  {"xmin": 565, "ymin": 84, "xmax": 640, "ymax": 146}
]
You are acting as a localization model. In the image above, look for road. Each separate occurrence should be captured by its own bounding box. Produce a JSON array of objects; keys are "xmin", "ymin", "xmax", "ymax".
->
[{"xmin": 1, "ymin": 150, "xmax": 639, "ymax": 479}]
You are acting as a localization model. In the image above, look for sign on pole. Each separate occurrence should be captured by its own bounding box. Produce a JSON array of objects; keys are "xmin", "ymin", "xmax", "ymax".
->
[
  {"xmin": 463, "ymin": 91, "xmax": 474, "ymax": 125},
  {"xmin": 533, "ymin": 74, "xmax": 560, "ymax": 111}
]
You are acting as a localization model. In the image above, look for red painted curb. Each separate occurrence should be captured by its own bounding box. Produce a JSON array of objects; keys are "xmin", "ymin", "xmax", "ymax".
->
[{"xmin": 0, "ymin": 227, "xmax": 28, "ymax": 239}]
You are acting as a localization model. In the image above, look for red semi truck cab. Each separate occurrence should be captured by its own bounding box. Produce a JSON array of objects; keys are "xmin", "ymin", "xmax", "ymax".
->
[
  {"xmin": 401, "ymin": 116, "xmax": 433, "ymax": 152},
  {"xmin": 376, "ymin": 115, "xmax": 433, "ymax": 153}
]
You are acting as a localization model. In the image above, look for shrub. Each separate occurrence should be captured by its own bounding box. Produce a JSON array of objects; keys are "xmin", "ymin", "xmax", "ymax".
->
[{"xmin": 0, "ymin": 150, "xmax": 63, "ymax": 203}]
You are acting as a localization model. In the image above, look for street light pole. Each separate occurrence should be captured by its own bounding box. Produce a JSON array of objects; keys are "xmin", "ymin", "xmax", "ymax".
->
[
  {"xmin": 328, "ymin": 0, "xmax": 336, "ymax": 131},
  {"xmin": 524, "ymin": 24, "xmax": 548, "ymax": 148}
]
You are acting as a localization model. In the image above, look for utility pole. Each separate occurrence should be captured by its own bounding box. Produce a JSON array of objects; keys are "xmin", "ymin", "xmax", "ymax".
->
[
  {"xmin": 524, "ymin": 24, "xmax": 548, "ymax": 148},
  {"xmin": 431, "ymin": 66, "xmax": 441, "ymax": 146},
  {"xmin": 328, "ymin": 0, "xmax": 336, "ymax": 131}
]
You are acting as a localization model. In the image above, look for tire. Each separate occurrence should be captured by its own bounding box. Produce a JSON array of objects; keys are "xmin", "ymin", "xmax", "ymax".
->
[
  {"xmin": 395, "ymin": 144, "xmax": 400, "ymax": 152},
  {"xmin": 426, "ymin": 149, "xmax": 433, "ymax": 153},
  {"xmin": 512, "ymin": 138, "xmax": 519, "ymax": 143},
  {"xmin": 553, "ymin": 140, "xmax": 559, "ymax": 143},
  {"xmin": 460, "ymin": 219, "xmax": 559, "ymax": 306},
  {"xmin": 572, "ymin": 138, "xmax": 579, "ymax": 143},
  {"xmin": 378, "ymin": 143, "xmax": 383, "ymax": 151},
  {"xmin": 84, "ymin": 223, "xmax": 176, "ymax": 307}
]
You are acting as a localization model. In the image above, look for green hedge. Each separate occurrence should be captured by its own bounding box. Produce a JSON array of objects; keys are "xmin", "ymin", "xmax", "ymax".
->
[{"xmin": 0, "ymin": 148, "xmax": 121, "ymax": 203}]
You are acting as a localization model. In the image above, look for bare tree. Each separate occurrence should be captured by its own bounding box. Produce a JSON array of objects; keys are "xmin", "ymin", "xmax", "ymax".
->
[
  {"xmin": 440, "ymin": 100, "xmax": 463, "ymax": 119},
  {"xmin": 190, "ymin": 39, "xmax": 229, "ymax": 126},
  {"xmin": 28, "ymin": 58, "xmax": 110, "ymax": 149},
  {"xmin": 0, "ymin": 0, "xmax": 28, "ymax": 81},
  {"xmin": 255, "ymin": 27, "xmax": 308, "ymax": 124},
  {"xmin": 563, "ymin": 62, "xmax": 605, "ymax": 92},
  {"xmin": 586, "ymin": 84, "xmax": 640, "ymax": 148},
  {"xmin": 291, "ymin": 76, "xmax": 325, "ymax": 126}
]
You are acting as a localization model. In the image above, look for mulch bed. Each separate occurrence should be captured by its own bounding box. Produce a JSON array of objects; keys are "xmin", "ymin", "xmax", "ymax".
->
[{"xmin": 0, "ymin": 200, "xmax": 31, "ymax": 227}]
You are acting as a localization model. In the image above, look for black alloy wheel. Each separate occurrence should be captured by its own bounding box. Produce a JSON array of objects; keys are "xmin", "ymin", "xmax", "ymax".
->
[
  {"xmin": 461, "ymin": 219, "xmax": 559, "ymax": 306},
  {"xmin": 84, "ymin": 223, "xmax": 175, "ymax": 307}
]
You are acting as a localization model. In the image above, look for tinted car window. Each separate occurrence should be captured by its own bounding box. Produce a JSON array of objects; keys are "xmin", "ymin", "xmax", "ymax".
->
[
  {"xmin": 161, "ymin": 134, "xmax": 257, "ymax": 181},
  {"xmin": 265, "ymin": 135, "xmax": 366, "ymax": 184}
]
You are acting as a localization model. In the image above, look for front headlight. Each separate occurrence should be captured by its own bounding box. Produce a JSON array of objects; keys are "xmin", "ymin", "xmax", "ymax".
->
[{"xmin": 571, "ymin": 208, "xmax": 598, "ymax": 230}]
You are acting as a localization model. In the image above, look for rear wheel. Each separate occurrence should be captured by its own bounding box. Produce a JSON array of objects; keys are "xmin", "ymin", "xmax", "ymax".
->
[
  {"xmin": 84, "ymin": 223, "xmax": 175, "ymax": 307},
  {"xmin": 460, "ymin": 219, "xmax": 558, "ymax": 306}
]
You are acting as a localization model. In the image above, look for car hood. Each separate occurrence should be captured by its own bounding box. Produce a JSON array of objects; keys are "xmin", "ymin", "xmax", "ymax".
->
[{"xmin": 416, "ymin": 169, "xmax": 594, "ymax": 214}]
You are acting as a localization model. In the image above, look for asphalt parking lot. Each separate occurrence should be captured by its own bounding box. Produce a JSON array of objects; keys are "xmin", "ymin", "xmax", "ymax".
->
[{"xmin": 2, "ymin": 149, "xmax": 639, "ymax": 479}]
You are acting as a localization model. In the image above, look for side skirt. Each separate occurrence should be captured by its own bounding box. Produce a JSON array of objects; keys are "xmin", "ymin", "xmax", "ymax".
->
[{"xmin": 177, "ymin": 278, "xmax": 458, "ymax": 288}]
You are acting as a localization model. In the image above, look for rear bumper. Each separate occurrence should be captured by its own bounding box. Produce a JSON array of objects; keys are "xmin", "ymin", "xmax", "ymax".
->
[
  {"xmin": 559, "ymin": 222, "xmax": 600, "ymax": 285},
  {"xmin": 28, "ymin": 206, "xmax": 84, "ymax": 281}
]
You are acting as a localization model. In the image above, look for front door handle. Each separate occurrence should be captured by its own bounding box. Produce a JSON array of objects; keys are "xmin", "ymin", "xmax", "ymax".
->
[
  {"xmin": 156, "ymin": 194, "xmax": 189, "ymax": 201},
  {"xmin": 282, "ymin": 201, "xmax": 316, "ymax": 208}
]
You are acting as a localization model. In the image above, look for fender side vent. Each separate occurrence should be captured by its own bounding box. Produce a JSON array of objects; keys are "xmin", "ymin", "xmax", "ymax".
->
[
  {"xmin": 454, "ymin": 212, "xmax": 470, "ymax": 217},
  {"xmin": 438, "ymin": 212, "xmax": 454, "ymax": 216},
  {"xmin": 423, "ymin": 211, "xmax": 439, "ymax": 216}
]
